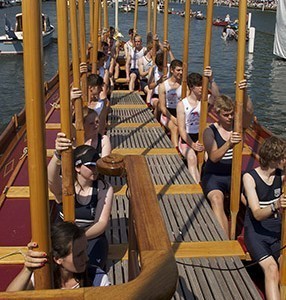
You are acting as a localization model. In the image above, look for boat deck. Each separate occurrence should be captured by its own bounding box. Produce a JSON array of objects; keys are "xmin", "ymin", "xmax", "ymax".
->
[
  {"xmin": 105, "ymin": 91, "xmax": 262, "ymax": 299},
  {"xmin": 0, "ymin": 88, "xmax": 262, "ymax": 299}
]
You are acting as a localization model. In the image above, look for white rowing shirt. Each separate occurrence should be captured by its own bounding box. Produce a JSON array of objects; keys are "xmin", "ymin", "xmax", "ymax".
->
[{"xmin": 164, "ymin": 80, "xmax": 182, "ymax": 109}]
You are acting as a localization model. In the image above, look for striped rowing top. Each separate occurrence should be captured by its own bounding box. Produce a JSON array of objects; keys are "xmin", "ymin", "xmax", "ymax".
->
[
  {"xmin": 248, "ymin": 168, "xmax": 282, "ymax": 209},
  {"xmin": 203, "ymin": 123, "xmax": 233, "ymax": 176}
]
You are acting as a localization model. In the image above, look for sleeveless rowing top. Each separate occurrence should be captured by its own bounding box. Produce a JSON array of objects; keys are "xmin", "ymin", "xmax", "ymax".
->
[
  {"xmin": 153, "ymin": 65, "xmax": 170, "ymax": 94},
  {"xmin": 125, "ymin": 40, "xmax": 133, "ymax": 56},
  {"xmin": 130, "ymin": 47, "xmax": 145, "ymax": 69},
  {"xmin": 141, "ymin": 55, "xmax": 153, "ymax": 79},
  {"xmin": 181, "ymin": 97, "xmax": 201, "ymax": 134},
  {"xmin": 247, "ymin": 169, "xmax": 282, "ymax": 208},
  {"xmin": 59, "ymin": 181, "xmax": 99, "ymax": 227},
  {"xmin": 203, "ymin": 124, "xmax": 233, "ymax": 175},
  {"xmin": 164, "ymin": 79, "xmax": 182, "ymax": 109}
]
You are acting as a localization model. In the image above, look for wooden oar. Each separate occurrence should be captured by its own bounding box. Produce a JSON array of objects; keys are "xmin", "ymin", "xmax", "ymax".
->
[
  {"xmin": 92, "ymin": 0, "xmax": 100, "ymax": 74},
  {"xmin": 181, "ymin": 0, "xmax": 191, "ymax": 99},
  {"xmin": 281, "ymin": 180, "xmax": 286, "ymax": 298},
  {"xmin": 22, "ymin": 0, "xmax": 52, "ymax": 288},
  {"xmin": 70, "ymin": 0, "xmax": 85, "ymax": 145},
  {"xmin": 99, "ymin": 0, "xmax": 102, "ymax": 41},
  {"xmin": 57, "ymin": 0, "xmax": 75, "ymax": 221},
  {"xmin": 133, "ymin": 0, "xmax": 139, "ymax": 33},
  {"xmin": 147, "ymin": 0, "xmax": 152, "ymax": 34},
  {"xmin": 230, "ymin": 0, "xmax": 247, "ymax": 240},
  {"xmin": 78, "ymin": 0, "xmax": 88, "ymax": 106},
  {"xmin": 152, "ymin": 0, "xmax": 158, "ymax": 62},
  {"xmin": 115, "ymin": 0, "xmax": 119, "ymax": 31},
  {"xmin": 197, "ymin": 0, "xmax": 214, "ymax": 170},
  {"xmin": 103, "ymin": 0, "xmax": 109, "ymax": 32},
  {"xmin": 89, "ymin": 0, "xmax": 94, "ymax": 46},
  {"xmin": 163, "ymin": 0, "xmax": 169, "ymax": 76}
]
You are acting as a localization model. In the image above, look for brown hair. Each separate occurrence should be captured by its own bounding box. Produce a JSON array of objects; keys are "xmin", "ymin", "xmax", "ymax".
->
[{"xmin": 259, "ymin": 136, "xmax": 286, "ymax": 168}]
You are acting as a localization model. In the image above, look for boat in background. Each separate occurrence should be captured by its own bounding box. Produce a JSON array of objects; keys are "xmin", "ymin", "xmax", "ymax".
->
[
  {"xmin": 0, "ymin": 13, "xmax": 54, "ymax": 54},
  {"xmin": 213, "ymin": 17, "xmax": 229, "ymax": 26},
  {"xmin": 273, "ymin": 0, "xmax": 286, "ymax": 59}
]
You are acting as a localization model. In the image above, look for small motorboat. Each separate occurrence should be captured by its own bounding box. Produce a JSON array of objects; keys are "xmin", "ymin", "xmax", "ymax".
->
[
  {"xmin": 195, "ymin": 11, "xmax": 205, "ymax": 20},
  {"xmin": 0, "ymin": 13, "xmax": 54, "ymax": 54},
  {"xmin": 213, "ymin": 18, "xmax": 229, "ymax": 27}
]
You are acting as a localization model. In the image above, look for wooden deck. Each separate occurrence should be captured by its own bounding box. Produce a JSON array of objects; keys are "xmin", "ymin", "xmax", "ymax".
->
[
  {"xmin": 104, "ymin": 91, "xmax": 262, "ymax": 299},
  {"xmin": 0, "ymin": 89, "xmax": 262, "ymax": 299}
]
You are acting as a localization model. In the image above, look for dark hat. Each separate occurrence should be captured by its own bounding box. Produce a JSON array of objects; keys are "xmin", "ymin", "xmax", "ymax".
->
[{"xmin": 74, "ymin": 145, "xmax": 100, "ymax": 167}]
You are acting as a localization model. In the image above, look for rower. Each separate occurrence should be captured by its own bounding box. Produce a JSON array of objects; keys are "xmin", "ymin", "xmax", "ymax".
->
[{"xmin": 158, "ymin": 59, "xmax": 183, "ymax": 148}]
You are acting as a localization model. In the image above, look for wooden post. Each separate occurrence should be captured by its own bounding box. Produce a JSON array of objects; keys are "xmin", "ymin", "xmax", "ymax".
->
[
  {"xmin": 78, "ymin": 0, "xmax": 88, "ymax": 106},
  {"xmin": 22, "ymin": 0, "xmax": 52, "ymax": 289},
  {"xmin": 152, "ymin": 0, "xmax": 158, "ymax": 62},
  {"xmin": 103, "ymin": 0, "xmax": 109, "ymax": 32},
  {"xmin": 197, "ymin": 0, "xmax": 214, "ymax": 171},
  {"xmin": 230, "ymin": 0, "xmax": 247, "ymax": 240},
  {"xmin": 92, "ymin": 0, "xmax": 100, "ymax": 74},
  {"xmin": 280, "ymin": 180, "xmax": 286, "ymax": 297},
  {"xmin": 181, "ymin": 0, "xmax": 191, "ymax": 99},
  {"xmin": 70, "ymin": 0, "xmax": 85, "ymax": 146},
  {"xmin": 163, "ymin": 0, "xmax": 169, "ymax": 75},
  {"xmin": 147, "ymin": 0, "xmax": 152, "ymax": 34},
  {"xmin": 57, "ymin": 0, "xmax": 75, "ymax": 221},
  {"xmin": 133, "ymin": 0, "xmax": 138, "ymax": 33}
]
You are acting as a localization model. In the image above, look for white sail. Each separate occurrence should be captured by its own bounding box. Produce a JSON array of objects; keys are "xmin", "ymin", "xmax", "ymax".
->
[{"xmin": 273, "ymin": 0, "xmax": 286, "ymax": 59}]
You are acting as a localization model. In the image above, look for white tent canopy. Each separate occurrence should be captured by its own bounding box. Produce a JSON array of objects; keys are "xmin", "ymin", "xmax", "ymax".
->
[{"xmin": 273, "ymin": 0, "xmax": 286, "ymax": 59}]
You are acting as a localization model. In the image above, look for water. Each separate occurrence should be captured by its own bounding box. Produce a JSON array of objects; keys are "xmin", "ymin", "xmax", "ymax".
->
[{"xmin": 0, "ymin": 2, "xmax": 285, "ymax": 137}]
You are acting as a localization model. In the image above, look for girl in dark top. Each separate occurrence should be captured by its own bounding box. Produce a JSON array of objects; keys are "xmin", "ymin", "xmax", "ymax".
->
[
  {"xmin": 6, "ymin": 222, "xmax": 110, "ymax": 291},
  {"xmin": 243, "ymin": 136, "xmax": 286, "ymax": 300},
  {"xmin": 48, "ymin": 145, "xmax": 113, "ymax": 270},
  {"xmin": 55, "ymin": 108, "xmax": 111, "ymax": 159}
]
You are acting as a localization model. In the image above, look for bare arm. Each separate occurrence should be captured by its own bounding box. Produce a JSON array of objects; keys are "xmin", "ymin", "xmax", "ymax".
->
[
  {"xmin": 85, "ymin": 182, "xmax": 113, "ymax": 240},
  {"xmin": 148, "ymin": 66, "xmax": 168, "ymax": 90},
  {"xmin": 6, "ymin": 242, "xmax": 46, "ymax": 292},
  {"xmin": 138, "ymin": 57, "xmax": 148, "ymax": 78},
  {"xmin": 101, "ymin": 135, "xmax": 112, "ymax": 157},
  {"xmin": 47, "ymin": 132, "xmax": 72, "ymax": 203},
  {"xmin": 125, "ymin": 53, "xmax": 131, "ymax": 81},
  {"xmin": 203, "ymin": 125, "xmax": 241, "ymax": 163},
  {"xmin": 240, "ymin": 79, "xmax": 254, "ymax": 130},
  {"xmin": 243, "ymin": 173, "xmax": 277, "ymax": 221},
  {"xmin": 203, "ymin": 66, "xmax": 220, "ymax": 105}
]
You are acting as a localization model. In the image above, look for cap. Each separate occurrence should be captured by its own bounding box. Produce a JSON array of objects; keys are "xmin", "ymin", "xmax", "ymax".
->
[{"xmin": 74, "ymin": 145, "xmax": 100, "ymax": 167}]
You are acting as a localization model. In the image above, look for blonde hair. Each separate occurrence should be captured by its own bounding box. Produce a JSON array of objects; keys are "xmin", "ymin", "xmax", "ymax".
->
[{"xmin": 214, "ymin": 94, "xmax": 234, "ymax": 114}]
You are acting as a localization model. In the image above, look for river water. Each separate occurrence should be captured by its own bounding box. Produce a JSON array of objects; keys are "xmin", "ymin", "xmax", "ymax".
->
[{"xmin": 0, "ymin": 2, "xmax": 285, "ymax": 137}]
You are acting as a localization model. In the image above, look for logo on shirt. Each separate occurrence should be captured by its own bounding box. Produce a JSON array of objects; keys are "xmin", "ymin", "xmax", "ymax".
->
[{"xmin": 274, "ymin": 188, "xmax": 281, "ymax": 198}]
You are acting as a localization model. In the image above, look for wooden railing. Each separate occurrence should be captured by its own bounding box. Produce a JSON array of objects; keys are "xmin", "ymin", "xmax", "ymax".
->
[{"xmin": 0, "ymin": 155, "xmax": 178, "ymax": 299}]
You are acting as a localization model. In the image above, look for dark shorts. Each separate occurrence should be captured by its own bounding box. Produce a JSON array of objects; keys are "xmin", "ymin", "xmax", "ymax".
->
[
  {"xmin": 181, "ymin": 133, "xmax": 199, "ymax": 144},
  {"xmin": 130, "ymin": 68, "xmax": 140, "ymax": 79},
  {"xmin": 244, "ymin": 211, "xmax": 281, "ymax": 261},
  {"xmin": 201, "ymin": 173, "xmax": 231, "ymax": 197},
  {"xmin": 88, "ymin": 233, "xmax": 108, "ymax": 271},
  {"xmin": 140, "ymin": 79, "xmax": 148, "ymax": 91}
]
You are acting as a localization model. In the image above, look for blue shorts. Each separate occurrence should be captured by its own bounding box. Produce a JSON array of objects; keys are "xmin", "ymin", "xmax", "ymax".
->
[
  {"xmin": 244, "ymin": 209, "xmax": 281, "ymax": 262},
  {"xmin": 201, "ymin": 173, "xmax": 231, "ymax": 197},
  {"xmin": 140, "ymin": 79, "xmax": 148, "ymax": 91},
  {"xmin": 130, "ymin": 68, "xmax": 139, "ymax": 79}
]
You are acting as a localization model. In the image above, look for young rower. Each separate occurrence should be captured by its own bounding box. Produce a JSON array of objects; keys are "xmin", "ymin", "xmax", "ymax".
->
[
  {"xmin": 158, "ymin": 59, "xmax": 183, "ymax": 148},
  {"xmin": 177, "ymin": 67, "xmax": 219, "ymax": 183},
  {"xmin": 201, "ymin": 80, "xmax": 254, "ymax": 236}
]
